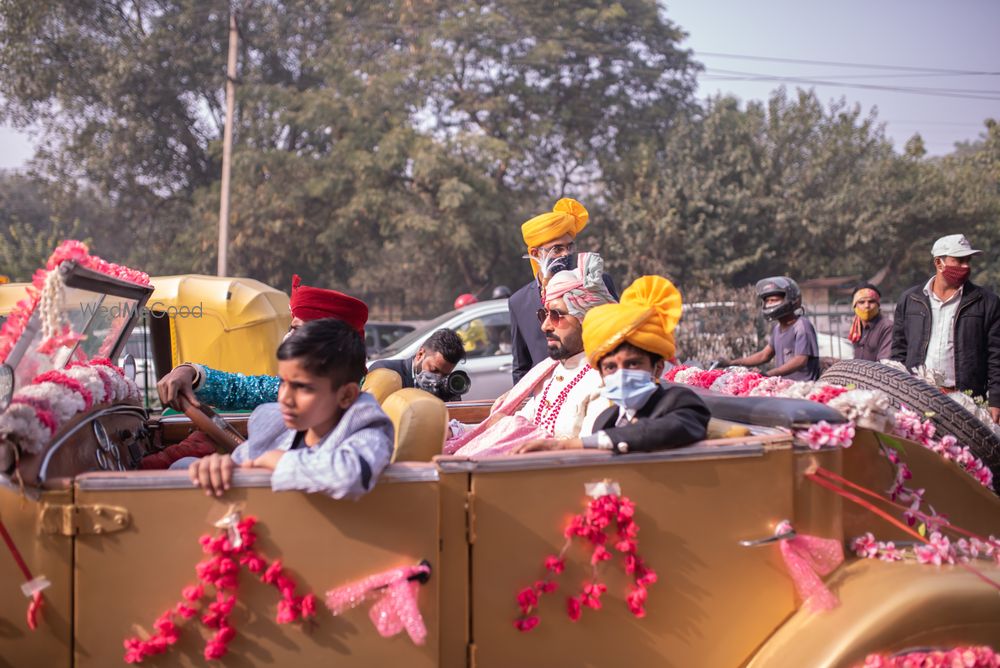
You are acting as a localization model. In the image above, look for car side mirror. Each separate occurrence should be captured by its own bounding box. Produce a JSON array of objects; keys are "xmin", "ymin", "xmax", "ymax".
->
[
  {"xmin": 119, "ymin": 353, "xmax": 137, "ymax": 382},
  {"xmin": 0, "ymin": 363, "xmax": 12, "ymax": 412}
]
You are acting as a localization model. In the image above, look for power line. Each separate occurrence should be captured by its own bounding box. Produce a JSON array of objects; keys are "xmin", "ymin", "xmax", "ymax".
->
[
  {"xmin": 698, "ymin": 73, "xmax": 1000, "ymax": 101},
  {"xmin": 703, "ymin": 67, "xmax": 1000, "ymax": 96},
  {"xmin": 696, "ymin": 51, "xmax": 1000, "ymax": 76}
]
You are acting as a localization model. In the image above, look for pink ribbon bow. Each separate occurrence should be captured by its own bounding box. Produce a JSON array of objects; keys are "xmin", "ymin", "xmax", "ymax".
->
[
  {"xmin": 325, "ymin": 564, "xmax": 430, "ymax": 645},
  {"xmin": 776, "ymin": 521, "xmax": 844, "ymax": 612}
]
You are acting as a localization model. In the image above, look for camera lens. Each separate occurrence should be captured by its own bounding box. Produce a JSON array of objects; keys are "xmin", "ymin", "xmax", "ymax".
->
[{"xmin": 446, "ymin": 370, "xmax": 471, "ymax": 396}]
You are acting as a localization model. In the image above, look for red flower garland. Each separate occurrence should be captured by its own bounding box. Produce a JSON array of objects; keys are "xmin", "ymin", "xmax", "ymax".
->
[
  {"xmin": 123, "ymin": 515, "xmax": 316, "ymax": 663},
  {"xmin": 514, "ymin": 492, "xmax": 656, "ymax": 632}
]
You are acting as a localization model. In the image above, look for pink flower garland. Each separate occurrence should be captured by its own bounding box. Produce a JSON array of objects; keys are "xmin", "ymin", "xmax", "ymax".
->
[
  {"xmin": 514, "ymin": 493, "xmax": 656, "ymax": 632},
  {"xmin": 851, "ymin": 530, "xmax": 1000, "ymax": 567},
  {"xmin": 123, "ymin": 515, "xmax": 316, "ymax": 664},
  {"xmin": 860, "ymin": 646, "xmax": 999, "ymax": 667},
  {"xmin": 0, "ymin": 240, "xmax": 149, "ymax": 363},
  {"xmin": 798, "ymin": 420, "xmax": 856, "ymax": 450}
]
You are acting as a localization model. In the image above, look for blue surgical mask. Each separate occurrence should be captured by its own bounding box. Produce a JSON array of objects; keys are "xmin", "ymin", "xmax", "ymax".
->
[{"xmin": 601, "ymin": 369, "xmax": 657, "ymax": 412}]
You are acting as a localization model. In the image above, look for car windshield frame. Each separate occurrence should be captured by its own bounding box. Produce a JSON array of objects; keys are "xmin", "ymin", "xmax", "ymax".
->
[{"xmin": 4, "ymin": 262, "xmax": 153, "ymax": 388}]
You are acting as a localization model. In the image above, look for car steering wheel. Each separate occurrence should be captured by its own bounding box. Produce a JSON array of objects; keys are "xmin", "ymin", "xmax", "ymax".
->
[{"xmin": 179, "ymin": 398, "xmax": 246, "ymax": 453}]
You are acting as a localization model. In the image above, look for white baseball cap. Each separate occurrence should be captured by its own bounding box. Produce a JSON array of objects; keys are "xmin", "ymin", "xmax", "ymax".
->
[{"xmin": 931, "ymin": 234, "xmax": 982, "ymax": 258}]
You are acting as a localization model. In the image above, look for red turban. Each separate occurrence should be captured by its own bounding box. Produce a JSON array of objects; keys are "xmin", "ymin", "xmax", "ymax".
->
[{"xmin": 289, "ymin": 275, "xmax": 368, "ymax": 335}]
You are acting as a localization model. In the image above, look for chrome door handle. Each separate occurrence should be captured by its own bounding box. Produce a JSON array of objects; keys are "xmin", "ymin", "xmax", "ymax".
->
[{"xmin": 498, "ymin": 363, "xmax": 513, "ymax": 372}]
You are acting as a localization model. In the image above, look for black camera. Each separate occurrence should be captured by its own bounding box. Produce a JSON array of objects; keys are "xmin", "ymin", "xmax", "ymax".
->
[{"xmin": 414, "ymin": 369, "xmax": 472, "ymax": 400}]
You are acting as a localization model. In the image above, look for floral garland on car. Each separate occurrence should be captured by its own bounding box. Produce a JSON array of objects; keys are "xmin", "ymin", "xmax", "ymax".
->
[
  {"xmin": 0, "ymin": 240, "xmax": 150, "ymax": 363},
  {"xmin": 859, "ymin": 646, "xmax": 999, "ymax": 667},
  {"xmin": 123, "ymin": 514, "xmax": 316, "ymax": 663},
  {"xmin": 663, "ymin": 366, "xmax": 994, "ymax": 491},
  {"xmin": 0, "ymin": 358, "xmax": 140, "ymax": 461},
  {"xmin": 514, "ymin": 483, "xmax": 656, "ymax": 632}
]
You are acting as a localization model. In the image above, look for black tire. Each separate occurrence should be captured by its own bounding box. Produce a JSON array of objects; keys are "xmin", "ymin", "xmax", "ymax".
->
[{"xmin": 820, "ymin": 359, "xmax": 1000, "ymax": 482}]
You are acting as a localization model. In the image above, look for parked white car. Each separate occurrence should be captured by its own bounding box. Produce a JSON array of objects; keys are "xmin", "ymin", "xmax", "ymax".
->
[{"xmin": 370, "ymin": 299, "xmax": 514, "ymax": 401}]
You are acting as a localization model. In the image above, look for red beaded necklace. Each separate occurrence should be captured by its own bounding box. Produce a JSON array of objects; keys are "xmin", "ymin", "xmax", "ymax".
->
[{"xmin": 533, "ymin": 363, "xmax": 593, "ymax": 435}]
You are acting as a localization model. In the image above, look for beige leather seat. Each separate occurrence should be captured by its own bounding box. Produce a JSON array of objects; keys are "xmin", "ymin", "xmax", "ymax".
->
[
  {"xmin": 361, "ymin": 367, "xmax": 403, "ymax": 404},
  {"xmin": 381, "ymin": 388, "xmax": 448, "ymax": 462}
]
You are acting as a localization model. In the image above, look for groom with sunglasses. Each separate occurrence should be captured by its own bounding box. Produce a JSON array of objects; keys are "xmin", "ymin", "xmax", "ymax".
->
[
  {"xmin": 445, "ymin": 253, "xmax": 617, "ymax": 456},
  {"xmin": 509, "ymin": 198, "xmax": 617, "ymax": 383}
]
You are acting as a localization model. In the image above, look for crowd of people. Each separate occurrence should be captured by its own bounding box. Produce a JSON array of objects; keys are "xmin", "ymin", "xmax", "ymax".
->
[{"xmin": 154, "ymin": 198, "xmax": 1000, "ymax": 499}]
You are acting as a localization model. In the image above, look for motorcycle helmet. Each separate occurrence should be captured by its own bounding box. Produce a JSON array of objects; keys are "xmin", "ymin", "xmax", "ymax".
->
[
  {"xmin": 755, "ymin": 276, "xmax": 802, "ymax": 321},
  {"xmin": 491, "ymin": 285, "xmax": 512, "ymax": 300}
]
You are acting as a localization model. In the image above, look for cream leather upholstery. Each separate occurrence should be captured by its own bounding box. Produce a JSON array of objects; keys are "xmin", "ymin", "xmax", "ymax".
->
[
  {"xmin": 361, "ymin": 368, "xmax": 403, "ymax": 404},
  {"xmin": 381, "ymin": 388, "xmax": 448, "ymax": 462}
]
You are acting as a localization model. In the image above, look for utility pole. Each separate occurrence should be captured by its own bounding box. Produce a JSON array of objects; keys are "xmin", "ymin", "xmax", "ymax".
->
[{"xmin": 217, "ymin": 6, "xmax": 239, "ymax": 277}]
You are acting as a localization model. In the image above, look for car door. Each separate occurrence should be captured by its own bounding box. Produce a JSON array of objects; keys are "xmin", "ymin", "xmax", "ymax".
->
[{"xmin": 452, "ymin": 310, "xmax": 514, "ymax": 401}]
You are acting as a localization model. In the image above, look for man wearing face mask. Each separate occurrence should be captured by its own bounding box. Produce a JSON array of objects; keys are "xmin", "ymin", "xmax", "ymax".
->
[
  {"xmin": 516, "ymin": 276, "xmax": 709, "ymax": 454},
  {"xmin": 891, "ymin": 234, "xmax": 1000, "ymax": 423},
  {"xmin": 848, "ymin": 283, "xmax": 893, "ymax": 361},
  {"xmin": 368, "ymin": 328, "xmax": 468, "ymax": 401},
  {"xmin": 509, "ymin": 198, "xmax": 617, "ymax": 384}
]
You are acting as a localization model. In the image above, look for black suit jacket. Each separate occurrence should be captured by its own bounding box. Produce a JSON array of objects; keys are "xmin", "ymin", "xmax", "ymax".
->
[
  {"xmin": 592, "ymin": 384, "xmax": 710, "ymax": 454},
  {"xmin": 509, "ymin": 273, "xmax": 618, "ymax": 384},
  {"xmin": 368, "ymin": 357, "xmax": 415, "ymax": 388}
]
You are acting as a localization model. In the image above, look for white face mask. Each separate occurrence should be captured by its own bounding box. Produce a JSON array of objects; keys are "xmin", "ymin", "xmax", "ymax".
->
[{"xmin": 601, "ymin": 369, "xmax": 657, "ymax": 412}]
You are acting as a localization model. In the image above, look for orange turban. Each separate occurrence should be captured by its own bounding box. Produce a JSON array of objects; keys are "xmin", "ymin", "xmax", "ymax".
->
[
  {"xmin": 521, "ymin": 198, "xmax": 589, "ymax": 276},
  {"xmin": 582, "ymin": 276, "xmax": 682, "ymax": 368}
]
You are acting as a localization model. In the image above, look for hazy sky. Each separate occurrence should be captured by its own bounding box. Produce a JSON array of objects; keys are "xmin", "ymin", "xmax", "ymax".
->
[
  {"xmin": 1, "ymin": 0, "xmax": 997, "ymax": 169},
  {"xmin": 667, "ymin": 0, "xmax": 999, "ymax": 154}
]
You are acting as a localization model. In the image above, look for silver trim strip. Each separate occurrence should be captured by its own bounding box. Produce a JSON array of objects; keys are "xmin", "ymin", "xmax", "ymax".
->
[
  {"xmin": 440, "ymin": 441, "xmax": 769, "ymax": 473},
  {"xmin": 75, "ymin": 462, "xmax": 438, "ymax": 491}
]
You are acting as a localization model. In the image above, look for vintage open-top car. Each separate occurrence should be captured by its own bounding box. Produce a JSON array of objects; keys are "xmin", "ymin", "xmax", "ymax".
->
[{"xmin": 1, "ymin": 244, "xmax": 998, "ymax": 668}]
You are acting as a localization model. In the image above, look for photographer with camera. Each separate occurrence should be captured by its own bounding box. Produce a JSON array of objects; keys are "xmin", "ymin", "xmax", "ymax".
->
[{"xmin": 369, "ymin": 328, "xmax": 470, "ymax": 402}]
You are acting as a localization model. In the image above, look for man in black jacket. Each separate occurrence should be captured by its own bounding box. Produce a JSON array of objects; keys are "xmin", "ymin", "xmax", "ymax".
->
[
  {"xmin": 369, "ymin": 328, "xmax": 468, "ymax": 401},
  {"xmin": 515, "ymin": 276, "xmax": 709, "ymax": 454},
  {"xmin": 891, "ymin": 234, "xmax": 1000, "ymax": 423},
  {"xmin": 510, "ymin": 198, "xmax": 616, "ymax": 383}
]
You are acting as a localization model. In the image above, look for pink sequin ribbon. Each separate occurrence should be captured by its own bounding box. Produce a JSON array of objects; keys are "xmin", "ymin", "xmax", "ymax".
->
[
  {"xmin": 325, "ymin": 564, "xmax": 430, "ymax": 645},
  {"xmin": 775, "ymin": 521, "xmax": 844, "ymax": 612}
]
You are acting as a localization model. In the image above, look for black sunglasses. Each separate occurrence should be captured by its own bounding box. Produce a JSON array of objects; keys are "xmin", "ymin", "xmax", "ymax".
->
[{"xmin": 536, "ymin": 308, "xmax": 570, "ymax": 325}]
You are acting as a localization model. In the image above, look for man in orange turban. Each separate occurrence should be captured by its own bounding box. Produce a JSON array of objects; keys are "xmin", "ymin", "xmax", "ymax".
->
[
  {"xmin": 508, "ymin": 198, "xmax": 617, "ymax": 384},
  {"xmin": 516, "ymin": 276, "xmax": 709, "ymax": 454}
]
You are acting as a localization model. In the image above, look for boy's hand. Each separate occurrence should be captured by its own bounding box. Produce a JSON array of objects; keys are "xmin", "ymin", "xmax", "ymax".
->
[
  {"xmin": 189, "ymin": 453, "xmax": 234, "ymax": 497},
  {"xmin": 244, "ymin": 450, "xmax": 285, "ymax": 471}
]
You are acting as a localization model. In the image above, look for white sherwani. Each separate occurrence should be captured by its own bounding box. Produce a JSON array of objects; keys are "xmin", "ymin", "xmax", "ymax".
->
[{"xmin": 514, "ymin": 352, "xmax": 608, "ymax": 438}]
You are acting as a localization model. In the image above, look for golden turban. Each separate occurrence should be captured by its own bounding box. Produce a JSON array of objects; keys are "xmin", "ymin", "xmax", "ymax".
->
[
  {"xmin": 521, "ymin": 198, "xmax": 589, "ymax": 276},
  {"xmin": 582, "ymin": 276, "xmax": 683, "ymax": 368}
]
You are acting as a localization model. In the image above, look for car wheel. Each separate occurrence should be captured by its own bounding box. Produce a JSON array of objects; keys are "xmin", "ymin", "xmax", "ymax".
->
[{"xmin": 820, "ymin": 359, "xmax": 1000, "ymax": 485}]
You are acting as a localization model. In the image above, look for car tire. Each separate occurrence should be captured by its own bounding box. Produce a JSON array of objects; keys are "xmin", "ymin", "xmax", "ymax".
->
[{"xmin": 820, "ymin": 359, "xmax": 1000, "ymax": 483}]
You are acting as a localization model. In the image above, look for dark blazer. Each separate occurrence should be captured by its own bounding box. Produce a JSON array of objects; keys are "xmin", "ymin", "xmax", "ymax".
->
[
  {"xmin": 891, "ymin": 279, "xmax": 1000, "ymax": 406},
  {"xmin": 368, "ymin": 357, "xmax": 415, "ymax": 388},
  {"xmin": 509, "ymin": 273, "xmax": 618, "ymax": 384},
  {"xmin": 591, "ymin": 384, "xmax": 710, "ymax": 454}
]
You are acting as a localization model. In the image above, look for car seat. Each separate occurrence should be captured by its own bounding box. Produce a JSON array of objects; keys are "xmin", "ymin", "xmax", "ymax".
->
[{"xmin": 381, "ymin": 388, "xmax": 448, "ymax": 462}]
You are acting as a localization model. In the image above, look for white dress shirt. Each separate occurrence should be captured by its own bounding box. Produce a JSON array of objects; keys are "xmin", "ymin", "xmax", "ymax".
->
[{"xmin": 923, "ymin": 276, "xmax": 963, "ymax": 387}]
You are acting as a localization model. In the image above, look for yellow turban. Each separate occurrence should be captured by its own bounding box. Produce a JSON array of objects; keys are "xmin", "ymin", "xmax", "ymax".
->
[
  {"xmin": 521, "ymin": 198, "xmax": 589, "ymax": 276},
  {"xmin": 582, "ymin": 276, "xmax": 683, "ymax": 368}
]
